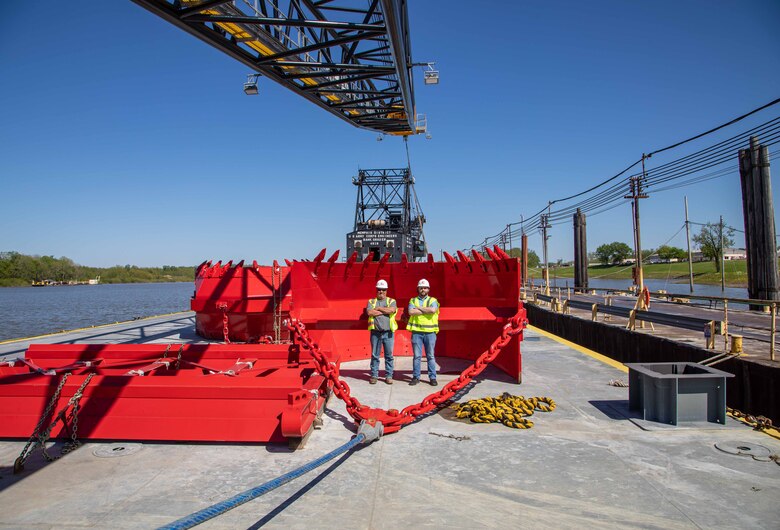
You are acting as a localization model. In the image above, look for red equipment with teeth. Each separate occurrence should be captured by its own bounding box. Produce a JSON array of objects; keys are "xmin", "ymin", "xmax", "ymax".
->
[{"xmin": 0, "ymin": 248, "xmax": 526, "ymax": 445}]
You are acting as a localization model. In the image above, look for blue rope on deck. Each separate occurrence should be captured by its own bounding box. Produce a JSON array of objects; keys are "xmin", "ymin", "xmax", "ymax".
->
[{"xmin": 157, "ymin": 433, "xmax": 366, "ymax": 530}]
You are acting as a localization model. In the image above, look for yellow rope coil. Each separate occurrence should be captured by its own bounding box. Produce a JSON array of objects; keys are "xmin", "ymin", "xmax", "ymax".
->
[{"xmin": 453, "ymin": 392, "xmax": 556, "ymax": 429}]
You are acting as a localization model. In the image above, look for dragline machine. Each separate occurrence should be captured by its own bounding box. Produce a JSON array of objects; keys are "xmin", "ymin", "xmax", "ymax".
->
[{"xmin": 347, "ymin": 167, "xmax": 427, "ymax": 262}]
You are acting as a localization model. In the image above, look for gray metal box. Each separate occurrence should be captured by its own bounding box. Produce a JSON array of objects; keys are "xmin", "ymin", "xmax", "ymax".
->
[{"xmin": 625, "ymin": 362, "xmax": 734, "ymax": 425}]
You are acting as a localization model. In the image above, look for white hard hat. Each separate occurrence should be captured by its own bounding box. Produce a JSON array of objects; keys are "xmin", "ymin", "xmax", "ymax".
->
[
  {"xmin": 417, "ymin": 279, "xmax": 430, "ymax": 288},
  {"xmin": 376, "ymin": 279, "xmax": 388, "ymax": 289}
]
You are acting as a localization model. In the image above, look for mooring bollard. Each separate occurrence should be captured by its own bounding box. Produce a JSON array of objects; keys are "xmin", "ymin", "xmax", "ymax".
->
[{"xmin": 729, "ymin": 334, "xmax": 743, "ymax": 354}]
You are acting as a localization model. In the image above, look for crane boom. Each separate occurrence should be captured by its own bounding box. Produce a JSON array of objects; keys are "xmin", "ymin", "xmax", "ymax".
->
[{"xmin": 133, "ymin": 0, "xmax": 420, "ymax": 135}]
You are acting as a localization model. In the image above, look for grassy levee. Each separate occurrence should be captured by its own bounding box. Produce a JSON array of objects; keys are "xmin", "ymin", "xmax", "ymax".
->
[{"xmin": 530, "ymin": 260, "xmax": 749, "ymax": 287}]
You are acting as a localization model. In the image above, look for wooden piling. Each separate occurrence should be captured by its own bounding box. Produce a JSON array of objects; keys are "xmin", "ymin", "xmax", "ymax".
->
[
  {"xmin": 573, "ymin": 208, "xmax": 588, "ymax": 291},
  {"xmin": 739, "ymin": 136, "xmax": 780, "ymax": 310}
]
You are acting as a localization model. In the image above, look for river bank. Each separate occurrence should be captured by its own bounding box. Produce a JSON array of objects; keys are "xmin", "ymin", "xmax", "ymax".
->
[{"xmin": 533, "ymin": 260, "xmax": 749, "ymax": 288}]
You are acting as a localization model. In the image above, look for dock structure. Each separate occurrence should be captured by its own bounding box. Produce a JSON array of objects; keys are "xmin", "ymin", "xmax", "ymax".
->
[{"xmin": 1, "ymin": 314, "xmax": 778, "ymax": 527}]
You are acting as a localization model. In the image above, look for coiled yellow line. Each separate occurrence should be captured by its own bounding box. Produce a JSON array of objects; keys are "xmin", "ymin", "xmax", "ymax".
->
[{"xmin": 453, "ymin": 392, "xmax": 556, "ymax": 429}]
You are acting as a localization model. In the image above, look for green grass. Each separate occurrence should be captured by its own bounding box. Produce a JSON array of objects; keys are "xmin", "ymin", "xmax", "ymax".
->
[{"xmin": 533, "ymin": 260, "xmax": 748, "ymax": 287}]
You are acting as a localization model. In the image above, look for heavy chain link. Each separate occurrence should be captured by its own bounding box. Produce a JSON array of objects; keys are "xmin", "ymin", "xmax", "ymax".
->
[
  {"xmin": 287, "ymin": 312, "xmax": 526, "ymax": 433},
  {"xmin": 14, "ymin": 372, "xmax": 70, "ymax": 472},
  {"xmin": 217, "ymin": 302, "xmax": 231, "ymax": 344},
  {"xmin": 61, "ymin": 373, "xmax": 95, "ymax": 455},
  {"xmin": 14, "ymin": 372, "xmax": 94, "ymax": 472}
]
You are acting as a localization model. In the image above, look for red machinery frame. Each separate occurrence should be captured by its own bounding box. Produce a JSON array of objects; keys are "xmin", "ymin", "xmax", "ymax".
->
[
  {"xmin": 0, "ymin": 248, "xmax": 525, "ymax": 445},
  {"xmin": 0, "ymin": 344, "xmax": 328, "ymax": 443}
]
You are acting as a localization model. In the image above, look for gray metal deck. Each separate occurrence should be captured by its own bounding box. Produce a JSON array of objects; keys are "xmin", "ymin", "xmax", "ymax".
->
[{"xmin": 1, "ymin": 314, "xmax": 778, "ymax": 529}]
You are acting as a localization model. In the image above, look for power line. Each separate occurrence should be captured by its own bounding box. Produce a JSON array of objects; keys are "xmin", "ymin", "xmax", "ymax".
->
[{"xmin": 466, "ymin": 99, "xmax": 780, "ymax": 250}]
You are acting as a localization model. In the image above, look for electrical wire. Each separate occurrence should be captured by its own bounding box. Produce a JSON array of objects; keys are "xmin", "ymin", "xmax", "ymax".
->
[{"xmin": 465, "ymin": 99, "xmax": 780, "ymax": 250}]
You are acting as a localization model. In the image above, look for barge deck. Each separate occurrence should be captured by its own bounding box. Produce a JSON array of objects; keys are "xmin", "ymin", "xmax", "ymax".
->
[{"xmin": 0, "ymin": 314, "xmax": 778, "ymax": 529}]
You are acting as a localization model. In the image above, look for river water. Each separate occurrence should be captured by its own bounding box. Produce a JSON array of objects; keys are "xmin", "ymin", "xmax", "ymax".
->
[
  {"xmin": 0, "ymin": 283, "xmax": 194, "ymax": 341},
  {"xmin": 537, "ymin": 276, "xmax": 748, "ymax": 299},
  {"xmin": 0, "ymin": 278, "xmax": 749, "ymax": 342}
]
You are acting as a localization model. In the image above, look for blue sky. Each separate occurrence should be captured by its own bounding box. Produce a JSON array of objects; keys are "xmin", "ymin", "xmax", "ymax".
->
[{"xmin": 1, "ymin": 1, "xmax": 779, "ymax": 267}]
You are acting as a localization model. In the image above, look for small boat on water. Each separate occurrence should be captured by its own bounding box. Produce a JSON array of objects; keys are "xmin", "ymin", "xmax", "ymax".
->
[{"xmin": 30, "ymin": 276, "xmax": 100, "ymax": 287}]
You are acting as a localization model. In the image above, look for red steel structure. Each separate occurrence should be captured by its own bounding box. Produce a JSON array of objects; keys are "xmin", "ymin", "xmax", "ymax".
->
[{"xmin": 0, "ymin": 248, "xmax": 526, "ymax": 445}]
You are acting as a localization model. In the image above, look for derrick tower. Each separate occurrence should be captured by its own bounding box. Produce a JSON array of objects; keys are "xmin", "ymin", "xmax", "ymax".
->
[{"xmin": 347, "ymin": 168, "xmax": 427, "ymax": 261}]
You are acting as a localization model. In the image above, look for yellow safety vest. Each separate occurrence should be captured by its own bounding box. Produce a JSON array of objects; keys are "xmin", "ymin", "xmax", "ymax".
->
[
  {"xmin": 368, "ymin": 297, "xmax": 398, "ymax": 332},
  {"xmin": 407, "ymin": 296, "xmax": 439, "ymax": 333}
]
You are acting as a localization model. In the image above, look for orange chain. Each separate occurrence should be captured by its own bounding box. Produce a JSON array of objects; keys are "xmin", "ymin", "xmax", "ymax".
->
[{"xmin": 287, "ymin": 313, "xmax": 526, "ymax": 433}]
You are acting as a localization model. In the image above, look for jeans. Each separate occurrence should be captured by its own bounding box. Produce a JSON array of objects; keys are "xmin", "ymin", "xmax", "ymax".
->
[
  {"xmin": 370, "ymin": 330, "xmax": 395, "ymax": 378},
  {"xmin": 411, "ymin": 332, "xmax": 437, "ymax": 380}
]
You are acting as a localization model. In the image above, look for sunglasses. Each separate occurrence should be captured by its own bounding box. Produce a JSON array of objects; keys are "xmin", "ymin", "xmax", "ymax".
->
[{"xmin": 377, "ymin": 289, "xmax": 387, "ymax": 292}]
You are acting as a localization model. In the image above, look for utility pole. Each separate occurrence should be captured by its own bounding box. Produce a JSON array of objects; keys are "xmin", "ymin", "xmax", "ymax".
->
[
  {"xmin": 625, "ymin": 157, "xmax": 649, "ymax": 298},
  {"xmin": 541, "ymin": 213, "xmax": 551, "ymax": 295},
  {"xmin": 720, "ymin": 215, "xmax": 726, "ymax": 292},
  {"xmin": 685, "ymin": 196, "xmax": 694, "ymax": 293},
  {"xmin": 507, "ymin": 224, "xmax": 512, "ymax": 253}
]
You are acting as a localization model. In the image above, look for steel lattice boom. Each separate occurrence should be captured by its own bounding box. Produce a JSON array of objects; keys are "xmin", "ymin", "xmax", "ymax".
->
[
  {"xmin": 347, "ymin": 168, "xmax": 427, "ymax": 261},
  {"xmin": 133, "ymin": 0, "xmax": 420, "ymax": 135}
]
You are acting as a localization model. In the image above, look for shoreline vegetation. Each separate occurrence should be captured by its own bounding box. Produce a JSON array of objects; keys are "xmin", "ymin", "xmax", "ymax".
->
[
  {"xmin": 1, "ymin": 251, "xmax": 754, "ymax": 288},
  {"xmin": 529, "ymin": 260, "xmax": 749, "ymax": 288},
  {"xmin": 0, "ymin": 251, "xmax": 194, "ymax": 287}
]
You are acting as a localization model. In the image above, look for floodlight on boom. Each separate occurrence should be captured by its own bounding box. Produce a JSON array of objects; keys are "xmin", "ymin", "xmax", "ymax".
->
[
  {"xmin": 243, "ymin": 74, "xmax": 260, "ymax": 95},
  {"xmin": 410, "ymin": 62, "xmax": 439, "ymax": 85}
]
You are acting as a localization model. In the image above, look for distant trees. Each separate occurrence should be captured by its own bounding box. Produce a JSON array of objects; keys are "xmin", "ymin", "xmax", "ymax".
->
[
  {"xmin": 0, "ymin": 251, "xmax": 195, "ymax": 286},
  {"xmin": 693, "ymin": 223, "xmax": 735, "ymax": 272},
  {"xmin": 507, "ymin": 248, "xmax": 541, "ymax": 268},
  {"xmin": 656, "ymin": 245, "xmax": 687, "ymax": 261},
  {"xmin": 594, "ymin": 242, "xmax": 633, "ymax": 265},
  {"xmin": 527, "ymin": 250, "xmax": 541, "ymax": 268}
]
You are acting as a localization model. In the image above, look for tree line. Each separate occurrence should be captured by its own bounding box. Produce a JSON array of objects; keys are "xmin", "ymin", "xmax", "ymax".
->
[
  {"xmin": 502, "ymin": 222, "xmax": 739, "ymax": 273},
  {"xmin": 591, "ymin": 223, "xmax": 736, "ymax": 271},
  {"xmin": 0, "ymin": 252, "xmax": 195, "ymax": 287}
]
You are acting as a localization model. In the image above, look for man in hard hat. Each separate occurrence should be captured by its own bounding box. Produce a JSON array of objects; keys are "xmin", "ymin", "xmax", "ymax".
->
[
  {"xmin": 366, "ymin": 279, "xmax": 397, "ymax": 384},
  {"xmin": 407, "ymin": 278, "xmax": 440, "ymax": 386}
]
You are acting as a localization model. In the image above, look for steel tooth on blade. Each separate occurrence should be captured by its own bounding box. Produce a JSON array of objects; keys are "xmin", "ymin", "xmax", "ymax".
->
[
  {"xmin": 456, "ymin": 251, "xmax": 473, "ymax": 272},
  {"xmin": 483, "ymin": 247, "xmax": 502, "ymax": 272},
  {"xmin": 495, "ymin": 245, "xmax": 510, "ymax": 259},
  {"xmin": 443, "ymin": 251, "xmax": 458, "ymax": 272},
  {"xmin": 284, "ymin": 259, "xmax": 293, "ymax": 267},
  {"xmin": 345, "ymin": 251, "xmax": 358, "ymax": 271},
  {"xmin": 400, "ymin": 253, "xmax": 409, "ymax": 269},
  {"xmin": 493, "ymin": 245, "xmax": 511, "ymax": 271},
  {"xmin": 484, "ymin": 247, "xmax": 500, "ymax": 261},
  {"xmin": 327, "ymin": 250, "xmax": 340, "ymax": 263},
  {"xmin": 471, "ymin": 250, "xmax": 488, "ymax": 272},
  {"xmin": 313, "ymin": 248, "xmax": 327, "ymax": 274}
]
